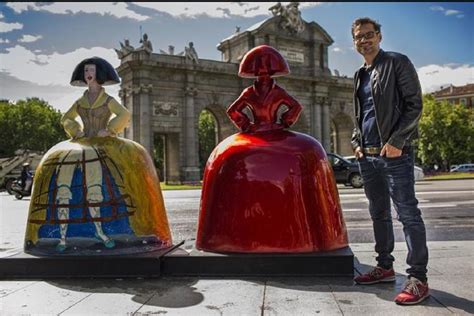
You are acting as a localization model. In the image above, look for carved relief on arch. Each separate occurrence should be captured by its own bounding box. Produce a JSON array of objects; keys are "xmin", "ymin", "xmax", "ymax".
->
[
  {"xmin": 118, "ymin": 87, "xmax": 132, "ymax": 98},
  {"xmin": 315, "ymin": 96, "xmax": 328, "ymax": 105},
  {"xmin": 129, "ymin": 84, "xmax": 153, "ymax": 95},
  {"xmin": 206, "ymin": 91, "xmax": 222, "ymax": 106},
  {"xmin": 184, "ymin": 86, "xmax": 199, "ymax": 97},
  {"xmin": 153, "ymin": 100, "xmax": 179, "ymax": 116}
]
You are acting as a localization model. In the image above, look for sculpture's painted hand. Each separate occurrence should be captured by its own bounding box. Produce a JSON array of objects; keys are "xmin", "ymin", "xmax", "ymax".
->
[
  {"xmin": 73, "ymin": 131, "xmax": 85, "ymax": 140},
  {"xmin": 97, "ymin": 129, "xmax": 113, "ymax": 137}
]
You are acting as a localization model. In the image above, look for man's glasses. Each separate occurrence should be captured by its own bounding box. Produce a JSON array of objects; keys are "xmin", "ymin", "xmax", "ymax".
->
[{"xmin": 353, "ymin": 31, "xmax": 379, "ymax": 42}]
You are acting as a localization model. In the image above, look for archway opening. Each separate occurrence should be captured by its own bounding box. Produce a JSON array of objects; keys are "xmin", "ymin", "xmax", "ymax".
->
[
  {"xmin": 331, "ymin": 113, "xmax": 354, "ymax": 156},
  {"xmin": 152, "ymin": 133, "xmax": 166, "ymax": 182},
  {"xmin": 198, "ymin": 109, "xmax": 218, "ymax": 178}
]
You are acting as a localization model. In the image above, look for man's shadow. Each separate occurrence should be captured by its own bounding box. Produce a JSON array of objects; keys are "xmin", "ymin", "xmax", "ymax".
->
[{"xmin": 264, "ymin": 258, "xmax": 473, "ymax": 314}]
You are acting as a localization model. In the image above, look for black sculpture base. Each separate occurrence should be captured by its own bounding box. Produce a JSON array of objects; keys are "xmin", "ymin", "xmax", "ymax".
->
[
  {"xmin": 0, "ymin": 242, "xmax": 183, "ymax": 279},
  {"xmin": 0, "ymin": 243, "xmax": 354, "ymax": 279},
  {"xmin": 162, "ymin": 246, "xmax": 354, "ymax": 277}
]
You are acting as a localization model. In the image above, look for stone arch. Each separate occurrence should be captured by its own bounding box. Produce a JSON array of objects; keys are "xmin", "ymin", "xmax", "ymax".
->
[
  {"xmin": 198, "ymin": 103, "xmax": 235, "ymax": 143},
  {"xmin": 331, "ymin": 111, "xmax": 353, "ymax": 156}
]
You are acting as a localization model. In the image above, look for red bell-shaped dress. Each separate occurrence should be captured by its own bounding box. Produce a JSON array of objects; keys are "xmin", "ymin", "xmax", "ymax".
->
[{"xmin": 196, "ymin": 45, "xmax": 348, "ymax": 253}]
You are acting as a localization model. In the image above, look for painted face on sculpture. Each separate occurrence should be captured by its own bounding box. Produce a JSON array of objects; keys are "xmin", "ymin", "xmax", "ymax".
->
[{"xmin": 84, "ymin": 64, "xmax": 97, "ymax": 85}]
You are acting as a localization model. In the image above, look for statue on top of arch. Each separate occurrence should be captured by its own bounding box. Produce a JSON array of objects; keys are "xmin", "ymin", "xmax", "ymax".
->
[
  {"xmin": 115, "ymin": 39, "xmax": 135, "ymax": 59},
  {"xmin": 269, "ymin": 2, "xmax": 305, "ymax": 34},
  {"xmin": 115, "ymin": 33, "xmax": 153, "ymax": 59}
]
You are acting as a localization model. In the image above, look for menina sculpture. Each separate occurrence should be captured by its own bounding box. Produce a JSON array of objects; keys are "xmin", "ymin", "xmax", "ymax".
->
[
  {"xmin": 196, "ymin": 45, "xmax": 349, "ymax": 253},
  {"xmin": 24, "ymin": 57, "xmax": 172, "ymax": 256}
]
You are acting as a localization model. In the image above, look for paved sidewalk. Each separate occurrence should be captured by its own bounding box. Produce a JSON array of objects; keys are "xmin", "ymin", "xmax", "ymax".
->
[{"xmin": 1, "ymin": 240, "xmax": 472, "ymax": 315}]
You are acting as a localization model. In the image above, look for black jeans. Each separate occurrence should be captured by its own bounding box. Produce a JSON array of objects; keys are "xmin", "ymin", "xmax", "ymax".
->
[{"xmin": 358, "ymin": 148, "xmax": 428, "ymax": 281}]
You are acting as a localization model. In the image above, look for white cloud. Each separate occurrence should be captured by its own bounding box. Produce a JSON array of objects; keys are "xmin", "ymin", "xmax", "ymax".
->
[
  {"xmin": 0, "ymin": 45, "xmax": 121, "ymax": 111},
  {"xmin": 417, "ymin": 64, "xmax": 474, "ymax": 93},
  {"xmin": 18, "ymin": 34, "xmax": 43, "ymax": 43},
  {"xmin": 4, "ymin": 2, "xmax": 322, "ymax": 22},
  {"xmin": 0, "ymin": 38, "xmax": 10, "ymax": 43},
  {"xmin": 445, "ymin": 9, "xmax": 462, "ymax": 16},
  {"xmin": 429, "ymin": 6, "xmax": 444, "ymax": 12},
  {"xmin": 4, "ymin": 2, "xmax": 35, "ymax": 13},
  {"xmin": 332, "ymin": 47, "xmax": 342, "ymax": 53},
  {"xmin": 429, "ymin": 5, "xmax": 464, "ymax": 18},
  {"xmin": 0, "ymin": 12, "xmax": 4, "ymax": 19},
  {"xmin": 0, "ymin": 21, "xmax": 23, "ymax": 33},
  {"xmin": 6, "ymin": 2, "xmax": 149, "ymax": 21},
  {"xmin": 133, "ymin": 2, "xmax": 321, "ymax": 18}
]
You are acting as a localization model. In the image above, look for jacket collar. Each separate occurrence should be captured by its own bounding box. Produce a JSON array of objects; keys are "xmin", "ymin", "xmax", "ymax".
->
[{"xmin": 358, "ymin": 49, "xmax": 385, "ymax": 72}]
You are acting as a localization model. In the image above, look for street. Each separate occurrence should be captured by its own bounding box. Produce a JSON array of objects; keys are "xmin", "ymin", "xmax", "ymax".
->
[
  {"xmin": 1, "ymin": 179, "xmax": 473, "ymax": 255},
  {"xmin": 1, "ymin": 179, "xmax": 473, "ymax": 315},
  {"xmin": 164, "ymin": 179, "xmax": 474, "ymax": 245}
]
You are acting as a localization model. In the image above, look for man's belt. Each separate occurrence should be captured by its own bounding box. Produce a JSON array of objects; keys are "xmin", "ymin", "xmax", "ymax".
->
[{"xmin": 363, "ymin": 147, "xmax": 382, "ymax": 155}]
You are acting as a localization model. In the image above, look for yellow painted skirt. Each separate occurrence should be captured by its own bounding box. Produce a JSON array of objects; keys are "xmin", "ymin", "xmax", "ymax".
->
[{"xmin": 24, "ymin": 136, "xmax": 172, "ymax": 255}]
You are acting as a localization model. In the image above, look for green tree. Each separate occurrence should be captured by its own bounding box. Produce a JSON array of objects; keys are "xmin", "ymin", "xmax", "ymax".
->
[
  {"xmin": 152, "ymin": 133, "xmax": 165, "ymax": 181},
  {"xmin": 198, "ymin": 110, "xmax": 217, "ymax": 176},
  {"xmin": 417, "ymin": 95, "xmax": 474, "ymax": 170},
  {"xmin": 0, "ymin": 98, "xmax": 67, "ymax": 157}
]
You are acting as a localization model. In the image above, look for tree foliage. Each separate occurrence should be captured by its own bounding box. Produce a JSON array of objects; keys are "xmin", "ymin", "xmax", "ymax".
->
[
  {"xmin": 417, "ymin": 95, "xmax": 474, "ymax": 170},
  {"xmin": 0, "ymin": 98, "xmax": 67, "ymax": 157},
  {"xmin": 198, "ymin": 109, "xmax": 217, "ymax": 175},
  {"xmin": 152, "ymin": 133, "xmax": 165, "ymax": 181}
]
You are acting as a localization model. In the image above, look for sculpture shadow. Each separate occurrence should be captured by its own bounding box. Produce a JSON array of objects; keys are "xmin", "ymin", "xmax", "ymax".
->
[
  {"xmin": 47, "ymin": 277, "xmax": 205, "ymax": 308},
  {"xmin": 47, "ymin": 276, "xmax": 267, "ymax": 311}
]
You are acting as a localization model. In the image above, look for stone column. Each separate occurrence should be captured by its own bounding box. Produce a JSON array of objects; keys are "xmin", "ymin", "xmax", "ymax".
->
[
  {"xmin": 312, "ymin": 97, "xmax": 323, "ymax": 142},
  {"xmin": 182, "ymin": 84, "xmax": 201, "ymax": 182},
  {"xmin": 321, "ymin": 97, "xmax": 331, "ymax": 151},
  {"xmin": 131, "ymin": 84, "xmax": 153, "ymax": 154},
  {"xmin": 118, "ymin": 87, "xmax": 132, "ymax": 139}
]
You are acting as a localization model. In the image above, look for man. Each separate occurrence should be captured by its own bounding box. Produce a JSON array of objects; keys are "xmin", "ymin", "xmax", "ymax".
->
[
  {"xmin": 20, "ymin": 162, "xmax": 32, "ymax": 190},
  {"xmin": 350, "ymin": 17, "xmax": 429, "ymax": 305}
]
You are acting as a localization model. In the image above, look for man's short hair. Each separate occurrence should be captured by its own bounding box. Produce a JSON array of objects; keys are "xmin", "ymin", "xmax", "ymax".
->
[{"xmin": 351, "ymin": 17, "xmax": 382, "ymax": 37}]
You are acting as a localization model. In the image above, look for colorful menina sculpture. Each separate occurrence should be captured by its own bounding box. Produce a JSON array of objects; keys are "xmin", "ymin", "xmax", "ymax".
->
[
  {"xmin": 24, "ymin": 57, "xmax": 172, "ymax": 255},
  {"xmin": 196, "ymin": 45, "xmax": 349, "ymax": 253}
]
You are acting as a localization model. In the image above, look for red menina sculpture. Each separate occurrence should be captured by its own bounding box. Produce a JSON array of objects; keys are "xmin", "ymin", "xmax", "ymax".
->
[{"xmin": 196, "ymin": 45, "xmax": 348, "ymax": 253}]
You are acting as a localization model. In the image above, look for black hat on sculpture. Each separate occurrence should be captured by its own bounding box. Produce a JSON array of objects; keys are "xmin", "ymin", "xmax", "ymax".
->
[{"xmin": 70, "ymin": 56, "xmax": 120, "ymax": 86}]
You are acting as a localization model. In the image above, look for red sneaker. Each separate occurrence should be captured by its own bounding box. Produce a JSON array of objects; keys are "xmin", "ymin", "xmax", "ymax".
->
[
  {"xmin": 354, "ymin": 266, "xmax": 395, "ymax": 284},
  {"xmin": 395, "ymin": 277, "xmax": 430, "ymax": 305}
]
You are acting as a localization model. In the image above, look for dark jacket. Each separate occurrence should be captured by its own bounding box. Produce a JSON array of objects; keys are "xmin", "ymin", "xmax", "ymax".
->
[{"xmin": 351, "ymin": 49, "xmax": 423, "ymax": 150}]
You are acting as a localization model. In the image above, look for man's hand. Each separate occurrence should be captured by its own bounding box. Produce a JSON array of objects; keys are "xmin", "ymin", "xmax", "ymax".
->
[
  {"xmin": 354, "ymin": 146, "xmax": 364, "ymax": 160},
  {"xmin": 380, "ymin": 143, "xmax": 402, "ymax": 158}
]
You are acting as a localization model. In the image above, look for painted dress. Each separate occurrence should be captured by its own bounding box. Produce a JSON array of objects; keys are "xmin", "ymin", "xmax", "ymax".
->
[{"xmin": 24, "ymin": 88, "xmax": 172, "ymax": 255}]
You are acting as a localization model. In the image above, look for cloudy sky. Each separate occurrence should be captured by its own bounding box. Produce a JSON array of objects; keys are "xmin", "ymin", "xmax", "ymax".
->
[{"xmin": 0, "ymin": 2, "xmax": 473, "ymax": 113}]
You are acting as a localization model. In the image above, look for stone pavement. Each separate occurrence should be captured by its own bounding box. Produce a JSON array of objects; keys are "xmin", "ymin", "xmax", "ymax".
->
[{"xmin": 1, "ymin": 240, "xmax": 473, "ymax": 315}]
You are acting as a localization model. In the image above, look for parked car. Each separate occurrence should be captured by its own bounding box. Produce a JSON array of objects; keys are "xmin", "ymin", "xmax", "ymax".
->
[
  {"xmin": 343, "ymin": 155, "xmax": 357, "ymax": 163},
  {"xmin": 450, "ymin": 163, "xmax": 474, "ymax": 173},
  {"xmin": 327, "ymin": 153, "xmax": 363, "ymax": 188},
  {"xmin": 332, "ymin": 153, "xmax": 424, "ymax": 185},
  {"xmin": 414, "ymin": 165, "xmax": 424, "ymax": 181}
]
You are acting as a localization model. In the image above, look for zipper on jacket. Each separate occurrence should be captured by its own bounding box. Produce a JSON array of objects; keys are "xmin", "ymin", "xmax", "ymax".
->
[{"xmin": 354, "ymin": 70, "xmax": 364, "ymax": 150}]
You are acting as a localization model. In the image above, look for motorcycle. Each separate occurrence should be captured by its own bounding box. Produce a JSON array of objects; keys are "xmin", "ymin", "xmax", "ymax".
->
[{"xmin": 10, "ymin": 177, "xmax": 32, "ymax": 200}]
